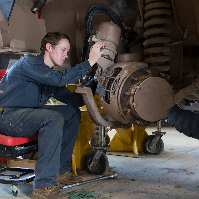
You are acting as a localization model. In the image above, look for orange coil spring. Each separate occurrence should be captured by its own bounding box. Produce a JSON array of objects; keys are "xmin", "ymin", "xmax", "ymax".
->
[{"xmin": 143, "ymin": 0, "xmax": 172, "ymax": 71}]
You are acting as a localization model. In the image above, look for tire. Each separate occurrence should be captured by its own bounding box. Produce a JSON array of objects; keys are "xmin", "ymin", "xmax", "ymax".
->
[
  {"xmin": 12, "ymin": 190, "xmax": 19, "ymax": 197},
  {"xmin": 143, "ymin": 135, "xmax": 164, "ymax": 155},
  {"xmin": 12, "ymin": 185, "xmax": 20, "ymax": 197},
  {"xmin": 84, "ymin": 151, "xmax": 109, "ymax": 175},
  {"xmin": 167, "ymin": 104, "xmax": 199, "ymax": 139}
]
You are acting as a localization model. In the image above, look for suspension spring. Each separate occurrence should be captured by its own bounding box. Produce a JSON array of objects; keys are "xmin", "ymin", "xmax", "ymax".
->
[{"xmin": 143, "ymin": 0, "xmax": 172, "ymax": 71}]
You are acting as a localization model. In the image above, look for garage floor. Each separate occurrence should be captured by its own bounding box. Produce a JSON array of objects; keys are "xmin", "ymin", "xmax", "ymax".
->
[{"xmin": 1, "ymin": 126, "xmax": 199, "ymax": 199}]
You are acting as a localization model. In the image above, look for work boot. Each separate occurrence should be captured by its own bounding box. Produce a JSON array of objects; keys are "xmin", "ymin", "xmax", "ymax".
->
[
  {"xmin": 31, "ymin": 185, "xmax": 68, "ymax": 199},
  {"xmin": 57, "ymin": 171, "xmax": 82, "ymax": 185}
]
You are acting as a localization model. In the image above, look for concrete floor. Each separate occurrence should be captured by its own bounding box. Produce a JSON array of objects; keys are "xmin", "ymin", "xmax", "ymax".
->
[{"xmin": 1, "ymin": 126, "xmax": 199, "ymax": 199}]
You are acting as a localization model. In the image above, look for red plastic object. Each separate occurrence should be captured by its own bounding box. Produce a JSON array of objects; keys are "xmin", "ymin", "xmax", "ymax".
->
[
  {"xmin": 0, "ymin": 134, "xmax": 38, "ymax": 146},
  {"xmin": 0, "ymin": 69, "xmax": 6, "ymax": 80},
  {"xmin": 0, "ymin": 158, "xmax": 8, "ymax": 164}
]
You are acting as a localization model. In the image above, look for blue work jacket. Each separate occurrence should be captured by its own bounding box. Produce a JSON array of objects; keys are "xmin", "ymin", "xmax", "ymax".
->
[{"xmin": 0, "ymin": 54, "xmax": 92, "ymax": 108}]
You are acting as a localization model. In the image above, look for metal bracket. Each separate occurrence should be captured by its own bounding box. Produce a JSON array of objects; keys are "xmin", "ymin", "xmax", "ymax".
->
[
  {"xmin": 89, "ymin": 146, "xmax": 111, "ymax": 171},
  {"xmin": 149, "ymin": 120, "xmax": 166, "ymax": 150},
  {"xmin": 149, "ymin": 132, "xmax": 165, "ymax": 151}
]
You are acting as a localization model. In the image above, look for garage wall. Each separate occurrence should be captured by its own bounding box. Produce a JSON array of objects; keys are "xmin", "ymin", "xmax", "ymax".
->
[{"xmin": 41, "ymin": 0, "xmax": 114, "ymax": 68}]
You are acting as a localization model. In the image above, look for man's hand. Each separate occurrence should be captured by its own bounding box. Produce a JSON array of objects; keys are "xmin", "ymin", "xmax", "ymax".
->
[{"xmin": 88, "ymin": 42, "xmax": 106, "ymax": 67}]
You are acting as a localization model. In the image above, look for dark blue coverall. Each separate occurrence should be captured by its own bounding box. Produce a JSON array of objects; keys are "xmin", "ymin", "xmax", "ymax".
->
[{"xmin": 0, "ymin": 54, "xmax": 92, "ymax": 189}]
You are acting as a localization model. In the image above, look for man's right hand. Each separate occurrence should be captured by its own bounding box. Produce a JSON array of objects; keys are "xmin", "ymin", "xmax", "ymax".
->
[{"xmin": 88, "ymin": 42, "xmax": 106, "ymax": 67}]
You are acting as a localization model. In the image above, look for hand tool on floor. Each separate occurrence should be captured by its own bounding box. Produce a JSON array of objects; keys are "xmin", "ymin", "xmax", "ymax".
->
[{"xmin": 62, "ymin": 173, "xmax": 118, "ymax": 190}]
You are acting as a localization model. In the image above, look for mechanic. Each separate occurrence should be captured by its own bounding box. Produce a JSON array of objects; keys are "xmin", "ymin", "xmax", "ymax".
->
[{"xmin": 0, "ymin": 31, "xmax": 105, "ymax": 199}]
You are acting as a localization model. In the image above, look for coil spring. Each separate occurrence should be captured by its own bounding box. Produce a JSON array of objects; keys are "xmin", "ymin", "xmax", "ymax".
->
[{"xmin": 143, "ymin": 0, "xmax": 172, "ymax": 71}]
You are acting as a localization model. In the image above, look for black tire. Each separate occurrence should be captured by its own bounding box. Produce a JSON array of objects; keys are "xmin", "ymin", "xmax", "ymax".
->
[
  {"xmin": 167, "ymin": 104, "xmax": 199, "ymax": 139},
  {"xmin": 84, "ymin": 151, "xmax": 109, "ymax": 175},
  {"xmin": 12, "ymin": 188, "xmax": 20, "ymax": 197},
  {"xmin": 143, "ymin": 135, "xmax": 164, "ymax": 155},
  {"xmin": 12, "ymin": 185, "xmax": 20, "ymax": 197},
  {"xmin": 12, "ymin": 190, "xmax": 19, "ymax": 197}
]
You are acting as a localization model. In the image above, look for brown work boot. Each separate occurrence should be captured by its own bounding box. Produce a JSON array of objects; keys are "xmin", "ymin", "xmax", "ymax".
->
[
  {"xmin": 31, "ymin": 185, "xmax": 68, "ymax": 199},
  {"xmin": 57, "ymin": 171, "xmax": 82, "ymax": 185}
]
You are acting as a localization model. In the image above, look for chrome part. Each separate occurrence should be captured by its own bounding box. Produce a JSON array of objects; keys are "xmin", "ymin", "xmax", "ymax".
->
[{"xmin": 62, "ymin": 173, "xmax": 118, "ymax": 190}]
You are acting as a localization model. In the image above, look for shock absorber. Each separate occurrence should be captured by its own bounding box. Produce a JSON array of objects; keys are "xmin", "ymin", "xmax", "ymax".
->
[{"xmin": 143, "ymin": 0, "xmax": 172, "ymax": 71}]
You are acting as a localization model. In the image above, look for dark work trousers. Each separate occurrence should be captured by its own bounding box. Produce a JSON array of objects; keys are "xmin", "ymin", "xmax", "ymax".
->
[{"xmin": 0, "ymin": 104, "xmax": 81, "ymax": 189}]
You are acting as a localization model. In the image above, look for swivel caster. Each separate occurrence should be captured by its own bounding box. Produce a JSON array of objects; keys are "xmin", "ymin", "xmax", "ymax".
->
[
  {"xmin": 143, "ymin": 120, "xmax": 165, "ymax": 155},
  {"xmin": 12, "ymin": 185, "xmax": 20, "ymax": 197},
  {"xmin": 84, "ymin": 150, "xmax": 109, "ymax": 175},
  {"xmin": 143, "ymin": 135, "xmax": 164, "ymax": 155}
]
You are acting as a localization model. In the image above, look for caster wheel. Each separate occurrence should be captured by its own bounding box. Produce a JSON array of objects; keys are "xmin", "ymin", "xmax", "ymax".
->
[
  {"xmin": 84, "ymin": 151, "xmax": 109, "ymax": 175},
  {"xmin": 143, "ymin": 135, "xmax": 164, "ymax": 155},
  {"xmin": 12, "ymin": 185, "xmax": 20, "ymax": 197}
]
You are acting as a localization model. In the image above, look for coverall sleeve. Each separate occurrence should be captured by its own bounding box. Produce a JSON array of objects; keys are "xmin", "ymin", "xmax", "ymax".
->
[
  {"xmin": 19, "ymin": 58, "xmax": 92, "ymax": 87},
  {"xmin": 53, "ymin": 86, "xmax": 85, "ymax": 107}
]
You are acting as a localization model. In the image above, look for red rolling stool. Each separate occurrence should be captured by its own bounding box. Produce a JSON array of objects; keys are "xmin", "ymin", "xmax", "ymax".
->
[{"xmin": 0, "ymin": 133, "xmax": 38, "ymax": 196}]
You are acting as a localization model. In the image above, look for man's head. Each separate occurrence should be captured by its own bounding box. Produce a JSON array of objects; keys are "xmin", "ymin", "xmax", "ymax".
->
[{"xmin": 41, "ymin": 32, "xmax": 71, "ymax": 67}]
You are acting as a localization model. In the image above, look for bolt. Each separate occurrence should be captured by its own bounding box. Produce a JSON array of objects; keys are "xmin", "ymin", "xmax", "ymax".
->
[
  {"xmin": 145, "ymin": 69, "xmax": 151, "ymax": 74},
  {"xmin": 132, "ymin": 77, "xmax": 138, "ymax": 81},
  {"xmin": 160, "ymin": 73, "xmax": 165, "ymax": 76},
  {"xmin": 124, "ymin": 108, "xmax": 130, "ymax": 112}
]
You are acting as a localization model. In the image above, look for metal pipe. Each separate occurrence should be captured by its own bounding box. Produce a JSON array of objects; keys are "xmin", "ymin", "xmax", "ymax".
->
[
  {"xmin": 157, "ymin": 120, "xmax": 162, "ymax": 132},
  {"xmin": 62, "ymin": 173, "xmax": 118, "ymax": 190}
]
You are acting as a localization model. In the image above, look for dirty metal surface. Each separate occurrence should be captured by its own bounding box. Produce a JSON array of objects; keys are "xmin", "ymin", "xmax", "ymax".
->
[{"xmin": 134, "ymin": 77, "xmax": 173, "ymax": 122}]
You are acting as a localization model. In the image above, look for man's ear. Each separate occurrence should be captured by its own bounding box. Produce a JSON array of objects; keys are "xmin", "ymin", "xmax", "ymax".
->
[{"xmin": 45, "ymin": 43, "xmax": 52, "ymax": 52}]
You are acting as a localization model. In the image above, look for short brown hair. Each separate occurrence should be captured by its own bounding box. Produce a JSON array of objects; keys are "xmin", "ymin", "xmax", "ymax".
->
[{"xmin": 40, "ymin": 32, "xmax": 70, "ymax": 54}]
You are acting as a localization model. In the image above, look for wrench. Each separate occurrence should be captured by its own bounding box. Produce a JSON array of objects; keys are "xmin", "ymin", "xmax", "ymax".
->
[{"xmin": 62, "ymin": 173, "xmax": 118, "ymax": 190}]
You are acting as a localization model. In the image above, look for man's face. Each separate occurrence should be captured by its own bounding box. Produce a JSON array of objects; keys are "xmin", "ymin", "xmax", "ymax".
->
[{"xmin": 48, "ymin": 38, "xmax": 70, "ymax": 67}]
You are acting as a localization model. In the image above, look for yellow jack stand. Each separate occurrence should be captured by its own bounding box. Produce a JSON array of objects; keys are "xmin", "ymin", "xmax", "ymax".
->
[
  {"xmin": 107, "ymin": 126, "xmax": 148, "ymax": 155},
  {"xmin": 71, "ymin": 110, "xmax": 94, "ymax": 175},
  {"xmin": 72, "ymin": 113, "xmax": 148, "ymax": 174}
]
